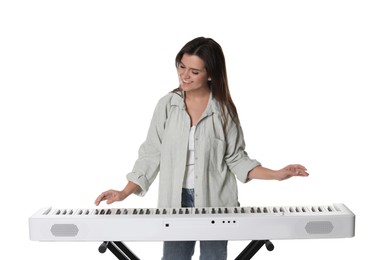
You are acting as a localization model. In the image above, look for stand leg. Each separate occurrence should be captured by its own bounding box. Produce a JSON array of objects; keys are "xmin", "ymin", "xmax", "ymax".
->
[
  {"xmin": 99, "ymin": 241, "xmax": 140, "ymax": 260},
  {"xmin": 235, "ymin": 240, "xmax": 274, "ymax": 260},
  {"xmin": 113, "ymin": 241, "xmax": 140, "ymax": 260}
]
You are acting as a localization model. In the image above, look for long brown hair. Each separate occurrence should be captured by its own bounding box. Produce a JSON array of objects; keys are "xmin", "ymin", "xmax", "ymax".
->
[{"xmin": 173, "ymin": 37, "xmax": 240, "ymax": 131}]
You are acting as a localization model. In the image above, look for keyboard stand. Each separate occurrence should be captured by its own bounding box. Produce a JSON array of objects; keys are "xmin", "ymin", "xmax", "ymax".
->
[{"xmin": 99, "ymin": 240, "xmax": 273, "ymax": 260}]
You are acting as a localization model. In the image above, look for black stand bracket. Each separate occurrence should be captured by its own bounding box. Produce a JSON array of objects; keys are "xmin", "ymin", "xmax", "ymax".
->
[
  {"xmin": 99, "ymin": 240, "xmax": 273, "ymax": 260},
  {"xmin": 235, "ymin": 240, "xmax": 274, "ymax": 260},
  {"xmin": 99, "ymin": 241, "xmax": 140, "ymax": 260}
]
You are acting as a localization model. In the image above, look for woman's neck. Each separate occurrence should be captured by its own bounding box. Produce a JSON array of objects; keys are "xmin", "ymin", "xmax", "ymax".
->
[
  {"xmin": 184, "ymin": 87, "xmax": 211, "ymax": 126},
  {"xmin": 184, "ymin": 87, "xmax": 210, "ymax": 101}
]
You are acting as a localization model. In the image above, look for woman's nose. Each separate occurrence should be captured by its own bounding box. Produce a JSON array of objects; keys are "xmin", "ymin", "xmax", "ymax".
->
[{"xmin": 182, "ymin": 69, "xmax": 190, "ymax": 79}]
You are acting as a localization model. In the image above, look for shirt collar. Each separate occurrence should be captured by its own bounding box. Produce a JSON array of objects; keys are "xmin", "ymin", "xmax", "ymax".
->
[{"xmin": 171, "ymin": 90, "xmax": 219, "ymax": 116}]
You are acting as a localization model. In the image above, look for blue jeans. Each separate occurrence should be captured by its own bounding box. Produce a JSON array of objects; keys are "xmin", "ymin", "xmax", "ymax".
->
[{"xmin": 162, "ymin": 189, "xmax": 228, "ymax": 260}]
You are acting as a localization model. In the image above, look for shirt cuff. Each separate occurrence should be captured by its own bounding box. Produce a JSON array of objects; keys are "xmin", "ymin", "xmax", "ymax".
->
[
  {"xmin": 234, "ymin": 160, "xmax": 262, "ymax": 183},
  {"xmin": 126, "ymin": 172, "xmax": 150, "ymax": 196}
]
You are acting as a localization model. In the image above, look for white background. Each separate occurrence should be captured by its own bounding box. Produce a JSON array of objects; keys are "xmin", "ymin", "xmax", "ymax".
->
[{"xmin": 1, "ymin": 0, "xmax": 389, "ymax": 259}]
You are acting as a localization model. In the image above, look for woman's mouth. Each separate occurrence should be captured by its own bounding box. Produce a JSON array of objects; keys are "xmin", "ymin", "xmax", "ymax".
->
[{"xmin": 181, "ymin": 79, "xmax": 192, "ymax": 86}]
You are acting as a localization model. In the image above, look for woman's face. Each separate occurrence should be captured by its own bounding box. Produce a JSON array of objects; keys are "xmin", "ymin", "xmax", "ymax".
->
[{"xmin": 177, "ymin": 53, "xmax": 210, "ymax": 93}]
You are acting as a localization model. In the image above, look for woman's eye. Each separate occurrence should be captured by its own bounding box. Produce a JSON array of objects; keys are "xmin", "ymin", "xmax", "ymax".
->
[{"xmin": 192, "ymin": 71, "xmax": 199, "ymax": 75}]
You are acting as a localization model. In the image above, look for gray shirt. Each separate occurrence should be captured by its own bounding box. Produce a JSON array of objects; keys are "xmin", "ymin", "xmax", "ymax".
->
[{"xmin": 126, "ymin": 91, "xmax": 261, "ymax": 208}]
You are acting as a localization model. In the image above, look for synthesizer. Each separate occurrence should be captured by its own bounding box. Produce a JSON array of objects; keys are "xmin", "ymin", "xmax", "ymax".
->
[{"xmin": 29, "ymin": 203, "xmax": 355, "ymax": 242}]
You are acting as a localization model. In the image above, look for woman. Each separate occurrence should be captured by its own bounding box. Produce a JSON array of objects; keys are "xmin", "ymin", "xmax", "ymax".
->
[{"xmin": 95, "ymin": 37, "xmax": 309, "ymax": 260}]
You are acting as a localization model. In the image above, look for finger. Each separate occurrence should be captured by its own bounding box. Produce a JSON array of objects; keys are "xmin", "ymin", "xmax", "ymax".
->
[
  {"xmin": 287, "ymin": 165, "xmax": 308, "ymax": 175},
  {"xmin": 95, "ymin": 191, "xmax": 109, "ymax": 206},
  {"xmin": 94, "ymin": 198, "xmax": 101, "ymax": 206},
  {"xmin": 105, "ymin": 192, "xmax": 118, "ymax": 205},
  {"xmin": 296, "ymin": 169, "xmax": 309, "ymax": 176},
  {"xmin": 301, "ymin": 171, "xmax": 309, "ymax": 176},
  {"xmin": 94, "ymin": 195, "xmax": 104, "ymax": 206},
  {"xmin": 106, "ymin": 194, "xmax": 119, "ymax": 204},
  {"xmin": 94, "ymin": 194, "xmax": 103, "ymax": 206},
  {"xmin": 289, "ymin": 164, "xmax": 307, "ymax": 171}
]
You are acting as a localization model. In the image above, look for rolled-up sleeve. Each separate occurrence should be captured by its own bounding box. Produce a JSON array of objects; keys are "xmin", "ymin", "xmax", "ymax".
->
[
  {"xmin": 126, "ymin": 96, "xmax": 169, "ymax": 196},
  {"xmin": 224, "ymin": 120, "xmax": 261, "ymax": 183}
]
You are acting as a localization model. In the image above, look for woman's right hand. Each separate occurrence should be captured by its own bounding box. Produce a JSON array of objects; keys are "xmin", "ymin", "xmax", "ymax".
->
[
  {"xmin": 94, "ymin": 189, "xmax": 127, "ymax": 206},
  {"xmin": 94, "ymin": 181, "xmax": 140, "ymax": 206}
]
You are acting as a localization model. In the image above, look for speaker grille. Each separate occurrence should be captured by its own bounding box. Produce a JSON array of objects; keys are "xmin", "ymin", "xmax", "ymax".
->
[
  {"xmin": 50, "ymin": 224, "xmax": 79, "ymax": 237},
  {"xmin": 305, "ymin": 221, "xmax": 334, "ymax": 234}
]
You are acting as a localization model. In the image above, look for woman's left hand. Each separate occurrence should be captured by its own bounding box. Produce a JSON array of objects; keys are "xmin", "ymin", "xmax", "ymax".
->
[{"xmin": 274, "ymin": 164, "xmax": 309, "ymax": 181}]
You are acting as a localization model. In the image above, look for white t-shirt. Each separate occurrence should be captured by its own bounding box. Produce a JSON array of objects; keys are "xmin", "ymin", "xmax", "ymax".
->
[{"xmin": 183, "ymin": 126, "xmax": 196, "ymax": 189}]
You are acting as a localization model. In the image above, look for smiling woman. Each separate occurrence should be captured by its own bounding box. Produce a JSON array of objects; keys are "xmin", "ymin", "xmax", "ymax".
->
[
  {"xmin": 94, "ymin": 36, "xmax": 308, "ymax": 260},
  {"xmin": 173, "ymin": 37, "xmax": 239, "ymax": 133}
]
